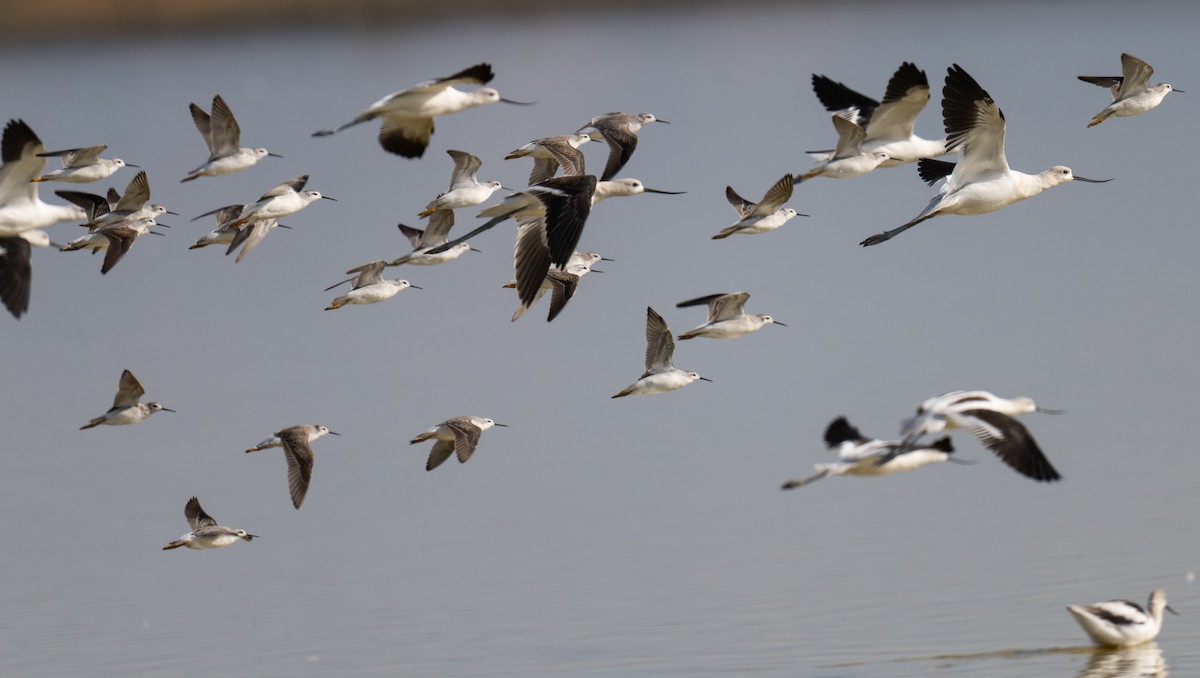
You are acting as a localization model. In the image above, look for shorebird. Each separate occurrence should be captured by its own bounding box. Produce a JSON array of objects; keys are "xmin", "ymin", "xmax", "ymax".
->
[
  {"xmin": 612, "ymin": 307, "xmax": 711, "ymax": 398},
  {"xmin": 1068, "ymin": 589, "xmax": 1176, "ymax": 647},
  {"xmin": 390, "ymin": 210, "xmax": 477, "ymax": 266},
  {"xmin": 32, "ymin": 145, "xmax": 135, "ymax": 184},
  {"xmin": 799, "ymin": 114, "xmax": 892, "ymax": 179},
  {"xmin": 418, "ymin": 150, "xmax": 503, "ymax": 216},
  {"xmin": 780, "ymin": 417, "xmax": 958, "ymax": 490},
  {"xmin": 810, "ymin": 62, "xmax": 949, "ymax": 165},
  {"xmin": 0, "ymin": 228, "xmax": 55, "ymax": 319},
  {"xmin": 504, "ymin": 134, "xmax": 590, "ymax": 185},
  {"xmin": 860, "ymin": 65, "xmax": 1110, "ymax": 247},
  {"xmin": 324, "ymin": 259, "xmax": 417, "ymax": 310},
  {"xmin": 59, "ymin": 180, "xmax": 171, "ymax": 274},
  {"xmin": 892, "ymin": 390, "xmax": 1063, "ymax": 482},
  {"xmin": 78, "ymin": 170, "xmax": 175, "ymax": 232},
  {"xmin": 213, "ymin": 175, "xmax": 333, "ymax": 230},
  {"xmin": 80, "ymin": 369, "xmax": 175, "ymax": 429},
  {"xmin": 576, "ymin": 112, "xmax": 669, "ymax": 180},
  {"xmin": 1081, "ymin": 54, "xmax": 1182, "ymax": 128},
  {"xmin": 313, "ymin": 63, "xmax": 532, "ymax": 158},
  {"xmin": 181, "ymin": 94, "xmax": 280, "ymax": 182},
  {"xmin": 245, "ymin": 424, "xmax": 339, "ymax": 509},
  {"xmin": 0, "ymin": 119, "xmax": 87, "ymax": 237},
  {"xmin": 590, "ymin": 178, "xmax": 685, "ymax": 205},
  {"xmin": 162, "ymin": 497, "xmax": 256, "ymax": 550},
  {"xmin": 410, "ymin": 416, "xmax": 507, "ymax": 471},
  {"xmin": 712, "ymin": 174, "xmax": 804, "ymax": 239},
  {"xmin": 56, "ymin": 186, "xmax": 121, "ymax": 253},
  {"xmin": 504, "ymin": 250, "xmax": 609, "ymax": 322},
  {"xmin": 189, "ymin": 203, "xmax": 286, "ymax": 262},
  {"xmin": 675, "ymin": 291, "xmax": 784, "ymax": 339}
]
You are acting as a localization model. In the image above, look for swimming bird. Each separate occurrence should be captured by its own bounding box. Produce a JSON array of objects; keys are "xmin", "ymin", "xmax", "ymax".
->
[
  {"xmin": 312, "ymin": 63, "xmax": 532, "ymax": 158},
  {"xmin": 324, "ymin": 259, "xmax": 417, "ymax": 310},
  {"xmin": 780, "ymin": 417, "xmax": 958, "ymax": 490},
  {"xmin": 590, "ymin": 178, "xmax": 686, "ymax": 205},
  {"xmin": 80, "ymin": 369, "xmax": 175, "ymax": 429},
  {"xmin": 576, "ymin": 112, "xmax": 669, "ymax": 180},
  {"xmin": 810, "ymin": 62, "xmax": 949, "ymax": 165},
  {"xmin": 799, "ymin": 114, "xmax": 892, "ymax": 179},
  {"xmin": 860, "ymin": 65, "xmax": 1110, "ymax": 246},
  {"xmin": 1080, "ymin": 54, "xmax": 1182, "ymax": 128},
  {"xmin": 410, "ymin": 416, "xmax": 507, "ymax": 471},
  {"xmin": 246, "ymin": 424, "xmax": 339, "ymax": 509},
  {"xmin": 214, "ymin": 175, "xmax": 333, "ymax": 230},
  {"xmin": 893, "ymin": 390, "xmax": 1063, "ymax": 482},
  {"xmin": 675, "ymin": 291, "xmax": 784, "ymax": 339},
  {"xmin": 0, "ymin": 119, "xmax": 87, "ymax": 237},
  {"xmin": 162, "ymin": 497, "xmax": 256, "ymax": 550},
  {"xmin": 32, "ymin": 145, "xmax": 135, "ymax": 184},
  {"xmin": 505, "ymin": 134, "xmax": 591, "ymax": 185},
  {"xmin": 503, "ymin": 250, "xmax": 609, "ymax": 322},
  {"xmin": 612, "ymin": 307, "xmax": 711, "ymax": 398},
  {"xmin": 1068, "ymin": 589, "xmax": 1176, "ymax": 647},
  {"xmin": 711, "ymin": 174, "xmax": 804, "ymax": 239},
  {"xmin": 0, "ymin": 228, "xmax": 55, "ymax": 319},
  {"xmin": 181, "ymin": 94, "xmax": 280, "ymax": 182},
  {"xmin": 418, "ymin": 150, "xmax": 503, "ymax": 216}
]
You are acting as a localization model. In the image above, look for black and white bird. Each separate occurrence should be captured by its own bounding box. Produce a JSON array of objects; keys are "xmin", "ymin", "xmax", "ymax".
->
[
  {"xmin": 780, "ymin": 417, "xmax": 958, "ymax": 490},
  {"xmin": 1067, "ymin": 589, "xmax": 1176, "ymax": 647},
  {"xmin": 246, "ymin": 424, "xmax": 340, "ymax": 509}
]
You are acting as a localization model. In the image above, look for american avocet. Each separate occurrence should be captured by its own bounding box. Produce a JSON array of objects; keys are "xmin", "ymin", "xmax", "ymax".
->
[
  {"xmin": 712, "ymin": 174, "xmax": 804, "ymax": 240},
  {"xmin": 676, "ymin": 291, "xmax": 784, "ymax": 339},
  {"xmin": 1081, "ymin": 54, "xmax": 1182, "ymax": 128},
  {"xmin": 780, "ymin": 417, "xmax": 958, "ymax": 490},
  {"xmin": 418, "ymin": 150, "xmax": 503, "ymax": 216},
  {"xmin": 0, "ymin": 120, "xmax": 87, "ymax": 237},
  {"xmin": 503, "ymin": 250, "xmax": 610, "ymax": 322},
  {"xmin": 324, "ymin": 259, "xmax": 418, "ymax": 310},
  {"xmin": 799, "ymin": 114, "xmax": 892, "ymax": 180},
  {"xmin": 859, "ymin": 65, "xmax": 1110, "ymax": 247},
  {"xmin": 612, "ymin": 307, "xmax": 711, "ymax": 398},
  {"xmin": 80, "ymin": 369, "xmax": 175, "ymax": 430},
  {"xmin": 33, "ymin": 145, "xmax": 136, "ymax": 184},
  {"xmin": 576, "ymin": 112, "xmax": 669, "ymax": 180},
  {"xmin": 312, "ymin": 63, "xmax": 532, "ymax": 158},
  {"xmin": 810, "ymin": 62, "xmax": 949, "ymax": 166},
  {"xmin": 181, "ymin": 94, "xmax": 281, "ymax": 182},
  {"xmin": 214, "ymin": 175, "xmax": 334, "ymax": 230},
  {"xmin": 410, "ymin": 416, "xmax": 507, "ymax": 471},
  {"xmin": 0, "ymin": 228, "xmax": 55, "ymax": 319},
  {"xmin": 894, "ymin": 390, "xmax": 1063, "ymax": 482},
  {"xmin": 1068, "ymin": 589, "xmax": 1176, "ymax": 647},
  {"xmin": 505, "ymin": 134, "xmax": 591, "ymax": 185},
  {"xmin": 590, "ymin": 178, "xmax": 685, "ymax": 205},
  {"xmin": 163, "ymin": 497, "xmax": 256, "ymax": 550},
  {"xmin": 246, "ymin": 424, "xmax": 340, "ymax": 509}
]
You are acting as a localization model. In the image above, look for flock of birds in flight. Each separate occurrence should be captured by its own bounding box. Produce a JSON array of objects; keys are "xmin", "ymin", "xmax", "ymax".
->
[{"xmin": 0, "ymin": 53, "xmax": 1184, "ymax": 648}]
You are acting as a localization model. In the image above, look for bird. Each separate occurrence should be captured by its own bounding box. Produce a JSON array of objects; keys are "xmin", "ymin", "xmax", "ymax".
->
[
  {"xmin": 78, "ymin": 170, "xmax": 175, "ymax": 232},
  {"xmin": 780, "ymin": 417, "xmax": 959, "ymax": 490},
  {"xmin": 181, "ymin": 94, "xmax": 281, "ymax": 182},
  {"xmin": 612, "ymin": 307, "xmax": 711, "ymax": 398},
  {"xmin": 57, "ymin": 186, "xmax": 122, "ymax": 253},
  {"xmin": 417, "ymin": 150, "xmax": 503, "ymax": 216},
  {"xmin": 312, "ymin": 63, "xmax": 532, "ymax": 158},
  {"xmin": 0, "ymin": 228, "xmax": 55, "ymax": 319},
  {"xmin": 859, "ymin": 64, "xmax": 1110, "ymax": 246},
  {"xmin": 504, "ymin": 134, "xmax": 591, "ymax": 185},
  {"xmin": 410, "ymin": 416, "xmax": 507, "ymax": 471},
  {"xmin": 188, "ymin": 204, "xmax": 244, "ymax": 251},
  {"xmin": 80, "ymin": 369, "xmax": 175, "ymax": 429},
  {"xmin": 809, "ymin": 62, "xmax": 949, "ymax": 165},
  {"xmin": 576, "ymin": 112, "xmax": 669, "ymax": 180},
  {"xmin": 188, "ymin": 203, "xmax": 286, "ymax": 262},
  {"xmin": 675, "ymin": 291, "xmax": 785, "ymax": 339},
  {"xmin": 1067, "ymin": 589, "xmax": 1176, "ymax": 647},
  {"xmin": 893, "ymin": 390, "xmax": 1063, "ymax": 482},
  {"xmin": 798, "ymin": 114, "xmax": 892, "ymax": 179},
  {"xmin": 590, "ymin": 178, "xmax": 685, "ymax": 205},
  {"xmin": 94, "ymin": 216, "xmax": 161, "ymax": 274},
  {"xmin": 711, "ymin": 174, "xmax": 804, "ymax": 239},
  {"xmin": 1080, "ymin": 54, "xmax": 1182, "ymax": 128},
  {"xmin": 213, "ymin": 175, "xmax": 334, "ymax": 230},
  {"xmin": 162, "ymin": 497, "xmax": 256, "ymax": 550},
  {"xmin": 503, "ymin": 250, "xmax": 609, "ymax": 322},
  {"xmin": 58, "ymin": 177, "xmax": 172, "ymax": 274},
  {"xmin": 324, "ymin": 259, "xmax": 417, "ymax": 310},
  {"xmin": 245, "ymin": 424, "xmax": 340, "ymax": 509},
  {"xmin": 0, "ymin": 119, "xmax": 87, "ymax": 237},
  {"xmin": 32, "ymin": 145, "xmax": 136, "ymax": 184}
]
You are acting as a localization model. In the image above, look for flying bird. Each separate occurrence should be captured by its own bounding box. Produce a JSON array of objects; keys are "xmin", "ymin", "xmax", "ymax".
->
[
  {"xmin": 1080, "ymin": 54, "xmax": 1182, "ymax": 127},
  {"xmin": 246, "ymin": 424, "xmax": 340, "ymax": 509},
  {"xmin": 33, "ymin": 145, "xmax": 136, "ymax": 184},
  {"xmin": 675, "ymin": 291, "xmax": 785, "ymax": 339},
  {"xmin": 162, "ymin": 497, "xmax": 256, "ymax": 550},
  {"xmin": 612, "ymin": 307, "xmax": 711, "ymax": 398},
  {"xmin": 576, "ymin": 112, "xmax": 669, "ymax": 180},
  {"xmin": 410, "ymin": 416, "xmax": 507, "ymax": 471},
  {"xmin": 712, "ymin": 174, "xmax": 804, "ymax": 239},
  {"xmin": 80, "ymin": 369, "xmax": 175, "ymax": 429},
  {"xmin": 780, "ymin": 417, "xmax": 958, "ymax": 490}
]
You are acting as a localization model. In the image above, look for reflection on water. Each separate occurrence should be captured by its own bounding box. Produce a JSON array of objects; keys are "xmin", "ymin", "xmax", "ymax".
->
[{"xmin": 1078, "ymin": 643, "xmax": 1167, "ymax": 678}]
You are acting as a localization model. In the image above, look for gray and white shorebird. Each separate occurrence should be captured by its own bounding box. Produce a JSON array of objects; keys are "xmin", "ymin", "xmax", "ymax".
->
[
  {"xmin": 504, "ymin": 250, "xmax": 610, "ymax": 322},
  {"xmin": 780, "ymin": 417, "xmax": 959, "ymax": 490},
  {"xmin": 189, "ymin": 203, "xmax": 286, "ymax": 263},
  {"xmin": 0, "ymin": 228, "xmax": 55, "ymax": 319},
  {"xmin": 80, "ymin": 369, "xmax": 175, "ymax": 429},
  {"xmin": 891, "ymin": 389, "xmax": 1063, "ymax": 482},
  {"xmin": 1081, "ymin": 54, "xmax": 1182, "ymax": 128},
  {"xmin": 712, "ymin": 174, "xmax": 804, "ymax": 240},
  {"xmin": 418, "ymin": 150, "xmax": 503, "ymax": 216},
  {"xmin": 504, "ymin": 134, "xmax": 591, "ymax": 185},
  {"xmin": 590, "ymin": 177, "xmax": 686, "ymax": 206},
  {"xmin": 612, "ymin": 307, "xmax": 711, "ymax": 398},
  {"xmin": 798, "ymin": 114, "xmax": 892, "ymax": 180},
  {"xmin": 324, "ymin": 259, "xmax": 417, "ymax": 310},
  {"xmin": 410, "ymin": 416, "xmax": 507, "ymax": 471},
  {"xmin": 245, "ymin": 424, "xmax": 340, "ymax": 509},
  {"xmin": 78, "ymin": 170, "xmax": 176, "ymax": 233},
  {"xmin": 213, "ymin": 175, "xmax": 334, "ymax": 230},
  {"xmin": 1068, "ymin": 589, "xmax": 1177, "ymax": 647},
  {"xmin": 860, "ymin": 65, "xmax": 1110, "ymax": 247},
  {"xmin": 675, "ymin": 291, "xmax": 785, "ymax": 339},
  {"xmin": 388, "ymin": 210, "xmax": 476, "ymax": 266},
  {"xmin": 56, "ymin": 186, "xmax": 122, "ymax": 253},
  {"xmin": 577, "ymin": 112, "xmax": 669, "ymax": 180},
  {"xmin": 181, "ymin": 94, "xmax": 281, "ymax": 182},
  {"xmin": 0, "ymin": 119, "xmax": 88, "ymax": 237},
  {"xmin": 313, "ymin": 63, "xmax": 532, "ymax": 158},
  {"xmin": 32, "ymin": 145, "xmax": 136, "ymax": 184},
  {"xmin": 162, "ymin": 497, "xmax": 256, "ymax": 550}
]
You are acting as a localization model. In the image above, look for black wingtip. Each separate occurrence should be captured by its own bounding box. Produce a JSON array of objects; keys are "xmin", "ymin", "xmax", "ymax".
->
[{"xmin": 823, "ymin": 416, "xmax": 864, "ymax": 448}]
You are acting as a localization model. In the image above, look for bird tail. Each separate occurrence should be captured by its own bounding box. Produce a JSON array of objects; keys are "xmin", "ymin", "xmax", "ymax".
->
[
  {"xmin": 79, "ymin": 417, "xmax": 104, "ymax": 430},
  {"xmin": 162, "ymin": 541, "xmax": 186, "ymax": 550}
]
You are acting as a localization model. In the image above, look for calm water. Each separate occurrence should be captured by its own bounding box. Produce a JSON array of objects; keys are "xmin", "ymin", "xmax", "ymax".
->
[{"xmin": 2, "ymin": 1, "xmax": 1199, "ymax": 676}]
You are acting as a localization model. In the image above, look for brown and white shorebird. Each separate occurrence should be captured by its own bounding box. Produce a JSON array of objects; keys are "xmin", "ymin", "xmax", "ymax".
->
[
  {"xmin": 418, "ymin": 150, "xmax": 503, "ymax": 216},
  {"xmin": 577, "ymin": 112, "xmax": 669, "ymax": 180},
  {"xmin": 33, "ymin": 144, "xmax": 136, "ymax": 184},
  {"xmin": 712, "ymin": 174, "xmax": 804, "ymax": 240},
  {"xmin": 612, "ymin": 307, "xmax": 711, "ymax": 398},
  {"xmin": 245, "ymin": 424, "xmax": 340, "ymax": 509},
  {"xmin": 676, "ymin": 291, "xmax": 785, "ymax": 340},
  {"xmin": 505, "ymin": 133, "xmax": 591, "ymax": 185},
  {"xmin": 181, "ymin": 94, "xmax": 281, "ymax": 182},
  {"xmin": 163, "ymin": 497, "xmax": 256, "ymax": 550},
  {"xmin": 80, "ymin": 369, "xmax": 174, "ymax": 429},
  {"xmin": 410, "ymin": 416, "xmax": 506, "ymax": 471},
  {"xmin": 1080, "ymin": 53, "xmax": 1182, "ymax": 128}
]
